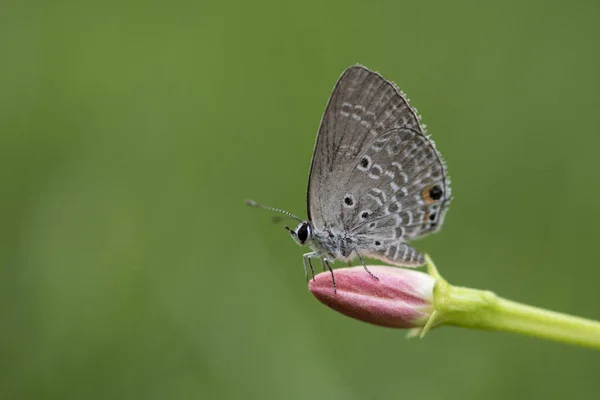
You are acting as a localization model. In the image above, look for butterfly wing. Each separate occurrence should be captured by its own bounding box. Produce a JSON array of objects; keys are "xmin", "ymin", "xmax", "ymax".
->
[
  {"xmin": 307, "ymin": 65, "xmax": 451, "ymax": 266},
  {"xmin": 348, "ymin": 126, "xmax": 451, "ymax": 266}
]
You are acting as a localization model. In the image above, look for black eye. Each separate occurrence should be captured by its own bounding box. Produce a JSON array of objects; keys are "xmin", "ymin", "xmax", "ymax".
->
[{"xmin": 297, "ymin": 223, "xmax": 309, "ymax": 243}]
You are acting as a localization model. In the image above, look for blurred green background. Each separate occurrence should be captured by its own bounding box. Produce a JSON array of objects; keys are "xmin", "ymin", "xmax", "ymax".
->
[{"xmin": 1, "ymin": 0, "xmax": 599, "ymax": 399}]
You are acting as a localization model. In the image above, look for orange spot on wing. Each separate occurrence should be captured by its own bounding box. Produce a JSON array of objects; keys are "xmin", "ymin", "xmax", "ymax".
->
[
  {"xmin": 421, "ymin": 186, "xmax": 437, "ymax": 205},
  {"xmin": 423, "ymin": 212, "xmax": 430, "ymax": 222}
]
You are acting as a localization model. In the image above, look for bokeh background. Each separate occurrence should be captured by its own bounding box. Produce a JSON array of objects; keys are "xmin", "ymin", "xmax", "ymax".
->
[{"xmin": 1, "ymin": 0, "xmax": 599, "ymax": 399}]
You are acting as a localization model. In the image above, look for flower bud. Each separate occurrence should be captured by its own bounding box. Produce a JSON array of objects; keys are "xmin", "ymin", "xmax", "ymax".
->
[{"xmin": 309, "ymin": 266, "xmax": 435, "ymax": 328}]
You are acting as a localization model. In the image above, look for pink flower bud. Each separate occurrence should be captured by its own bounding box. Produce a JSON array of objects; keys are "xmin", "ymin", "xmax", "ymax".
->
[{"xmin": 309, "ymin": 266, "xmax": 435, "ymax": 328}]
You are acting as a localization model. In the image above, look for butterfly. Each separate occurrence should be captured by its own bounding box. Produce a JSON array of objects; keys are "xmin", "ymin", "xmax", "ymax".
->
[{"xmin": 247, "ymin": 65, "xmax": 451, "ymax": 291}]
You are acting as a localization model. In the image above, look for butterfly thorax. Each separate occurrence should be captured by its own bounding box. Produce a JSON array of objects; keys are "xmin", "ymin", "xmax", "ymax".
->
[{"xmin": 307, "ymin": 225, "xmax": 358, "ymax": 262}]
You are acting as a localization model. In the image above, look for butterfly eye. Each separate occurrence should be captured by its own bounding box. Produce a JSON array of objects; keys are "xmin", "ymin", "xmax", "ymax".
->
[{"xmin": 296, "ymin": 223, "xmax": 310, "ymax": 244}]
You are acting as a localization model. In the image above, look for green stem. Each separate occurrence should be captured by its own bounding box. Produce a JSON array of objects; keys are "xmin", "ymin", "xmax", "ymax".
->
[
  {"xmin": 443, "ymin": 284, "xmax": 600, "ymax": 349},
  {"xmin": 422, "ymin": 255, "xmax": 600, "ymax": 350}
]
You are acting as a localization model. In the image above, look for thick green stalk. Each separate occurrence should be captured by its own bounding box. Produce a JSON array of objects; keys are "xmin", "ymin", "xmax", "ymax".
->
[{"xmin": 421, "ymin": 256, "xmax": 600, "ymax": 350}]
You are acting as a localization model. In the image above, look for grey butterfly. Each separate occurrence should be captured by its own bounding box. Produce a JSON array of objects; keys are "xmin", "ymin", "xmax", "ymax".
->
[{"xmin": 247, "ymin": 65, "xmax": 451, "ymax": 290}]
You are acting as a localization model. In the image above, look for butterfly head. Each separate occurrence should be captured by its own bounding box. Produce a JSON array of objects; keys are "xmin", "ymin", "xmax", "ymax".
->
[{"xmin": 287, "ymin": 221, "xmax": 312, "ymax": 246}]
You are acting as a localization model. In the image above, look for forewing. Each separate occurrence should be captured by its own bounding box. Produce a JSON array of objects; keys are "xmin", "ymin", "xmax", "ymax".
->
[{"xmin": 307, "ymin": 65, "xmax": 423, "ymax": 230}]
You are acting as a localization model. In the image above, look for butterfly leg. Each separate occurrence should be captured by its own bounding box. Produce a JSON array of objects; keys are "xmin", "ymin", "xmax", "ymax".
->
[
  {"xmin": 319, "ymin": 258, "xmax": 326, "ymax": 272},
  {"xmin": 355, "ymin": 248, "xmax": 379, "ymax": 281},
  {"xmin": 307, "ymin": 256, "xmax": 316, "ymax": 281},
  {"xmin": 302, "ymin": 255, "xmax": 309, "ymax": 282},
  {"xmin": 323, "ymin": 258, "xmax": 337, "ymax": 294},
  {"xmin": 302, "ymin": 252, "xmax": 317, "ymax": 281}
]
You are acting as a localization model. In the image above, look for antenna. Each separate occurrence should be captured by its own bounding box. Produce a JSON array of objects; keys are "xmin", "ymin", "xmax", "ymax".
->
[{"xmin": 244, "ymin": 199, "xmax": 302, "ymax": 223}]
